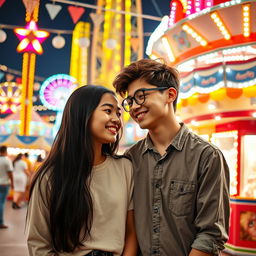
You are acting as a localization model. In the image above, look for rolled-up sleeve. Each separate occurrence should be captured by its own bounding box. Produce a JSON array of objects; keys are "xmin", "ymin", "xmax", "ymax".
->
[
  {"xmin": 26, "ymin": 176, "xmax": 56, "ymax": 256},
  {"xmin": 191, "ymin": 148, "xmax": 230, "ymax": 255}
]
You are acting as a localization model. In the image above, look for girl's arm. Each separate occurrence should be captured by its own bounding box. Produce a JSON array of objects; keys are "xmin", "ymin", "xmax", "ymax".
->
[
  {"xmin": 122, "ymin": 210, "xmax": 138, "ymax": 256},
  {"xmin": 26, "ymin": 177, "xmax": 55, "ymax": 255}
]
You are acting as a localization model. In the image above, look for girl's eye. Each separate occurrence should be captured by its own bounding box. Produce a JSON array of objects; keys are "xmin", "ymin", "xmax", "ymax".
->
[
  {"xmin": 117, "ymin": 112, "xmax": 121, "ymax": 117},
  {"xmin": 104, "ymin": 109, "xmax": 111, "ymax": 114}
]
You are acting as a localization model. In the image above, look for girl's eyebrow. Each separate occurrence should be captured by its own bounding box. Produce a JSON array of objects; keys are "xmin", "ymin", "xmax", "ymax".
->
[
  {"xmin": 101, "ymin": 103, "xmax": 121, "ymax": 111},
  {"xmin": 100, "ymin": 103, "xmax": 114, "ymax": 108}
]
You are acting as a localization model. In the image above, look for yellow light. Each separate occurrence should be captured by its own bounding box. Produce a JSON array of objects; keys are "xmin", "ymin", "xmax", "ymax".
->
[
  {"xmin": 14, "ymin": 28, "xmax": 29, "ymax": 36},
  {"xmin": 34, "ymin": 31, "xmax": 49, "ymax": 38},
  {"xmin": 210, "ymin": 11, "xmax": 231, "ymax": 40},
  {"xmin": 17, "ymin": 38, "xmax": 29, "ymax": 52},
  {"xmin": 182, "ymin": 23, "xmax": 208, "ymax": 46},
  {"xmin": 161, "ymin": 37, "xmax": 175, "ymax": 62},
  {"xmin": 32, "ymin": 39, "xmax": 42, "ymax": 54}
]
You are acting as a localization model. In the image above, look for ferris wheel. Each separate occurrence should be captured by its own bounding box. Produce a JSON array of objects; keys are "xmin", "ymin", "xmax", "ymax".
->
[{"xmin": 39, "ymin": 74, "xmax": 79, "ymax": 137}]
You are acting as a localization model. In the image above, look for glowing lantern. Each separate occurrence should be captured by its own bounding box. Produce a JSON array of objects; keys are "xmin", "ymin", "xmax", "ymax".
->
[
  {"xmin": 226, "ymin": 88, "xmax": 243, "ymax": 99},
  {"xmin": 181, "ymin": 98, "xmax": 188, "ymax": 107},
  {"xmin": 52, "ymin": 35, "xmax": 65, "ymax": 49},
  {"xmin": 243, "ymin": 85, "xmax": 256, "ymax": 98},
  {"xmin": 187, "ymin": 93, "xmax": 198, "ymax": 105},
  {"xmin": 106, "ymin": 39, "xmax": 117, "ymax": 49},
  {"xmin": 198, "ymin": 93, "xmax": 210, "ymax": 103},
  {"xmin": 0, "ymin": 29, "xmax": 7, "ymax": 43},
  {"xmin": 14, "ymin": 20, "xmax": 49, "ymax": 54},
  {"xmin": 78, "ymin": 37, "xmax": 90, "ymax": 48},
  {"xmin": 210, "ymin": 88, "xmax": 226, "ymax": 101}
]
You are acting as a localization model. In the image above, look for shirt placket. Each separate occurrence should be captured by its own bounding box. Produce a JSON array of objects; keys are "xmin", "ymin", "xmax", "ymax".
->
[{"xmin": 151, "ymin": 157, "xmax": 163, "ymax": 256}]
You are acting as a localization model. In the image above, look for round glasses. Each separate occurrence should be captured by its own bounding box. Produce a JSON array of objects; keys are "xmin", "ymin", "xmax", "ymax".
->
[{"xmin": 121, "ymin": 87, "xmax": 168, "ymax": 112}]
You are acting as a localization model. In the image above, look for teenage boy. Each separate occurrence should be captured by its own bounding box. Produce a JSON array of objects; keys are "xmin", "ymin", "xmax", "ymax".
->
[{"xmin": 113, "ymin": 59, "xmax": 230, "ymax": 256}]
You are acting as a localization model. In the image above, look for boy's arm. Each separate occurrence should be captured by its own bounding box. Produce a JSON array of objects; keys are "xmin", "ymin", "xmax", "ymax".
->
[
  {"xmin": 191, "ymin": 149, "xmax": 230, "ymax": 256},
  {"xmin": 189, "ymin": 248, "xmax": 212, "ymax": 256}
]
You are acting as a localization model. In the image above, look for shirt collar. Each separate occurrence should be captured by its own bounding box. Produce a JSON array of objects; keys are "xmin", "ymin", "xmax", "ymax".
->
[{"xmin": 142, "ymin": 123, "xmax": 189, "ymax": 154}]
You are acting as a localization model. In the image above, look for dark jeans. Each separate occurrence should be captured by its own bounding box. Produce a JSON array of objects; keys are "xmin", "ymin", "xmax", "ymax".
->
[
  {"xmin": 85, "ymin": 250, "xmax": 113, "ymax": 256},
  {"xmin": 0, "ymin": 185, "xmax": 10, "ymax": 225}
]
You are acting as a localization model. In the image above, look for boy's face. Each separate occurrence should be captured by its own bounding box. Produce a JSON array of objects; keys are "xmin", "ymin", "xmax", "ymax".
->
[{"xmin": 125, "ymin": 79, "xmax": 171, "ymax": 130}]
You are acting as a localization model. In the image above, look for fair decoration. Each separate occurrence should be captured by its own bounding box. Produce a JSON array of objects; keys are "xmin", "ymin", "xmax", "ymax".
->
[
  {"xmin": 14, "ymin": 20, "xmax": 49, "ymax": 54},
  {"xmin": 39, "ymin": 74, "xmax": 78, "ymax": 137},
  {"xmin": 0, "ymin": 0, "xmax": 6, "ymax": 8},
  {"xmin": 45, "ymin": 3, "xmax": 62, "ymax": 20},
  {"xmin": 78, "ymin": 37, "xmax": 90, "ymax": 48},
  {"xmin": 52, "ymin": 35, "xmax": 65, "ymax": 49},
  {"xmin": 22, "ymin": 0, "xmax": 39, "ymax": 16},
  {"xmin": 90, "ymin": 13, "xmax": 104, "ymax": 27},
  {"xmin": 0, "ymin": 29, "xmax": 7, "ymax": 43},
  {"xmin": 67, "ymin": 6, "xmax": 85, "ymax": 24},
  {"xmin": 106, "ymin": 39, "xmax": 117, "ymax": 49}
]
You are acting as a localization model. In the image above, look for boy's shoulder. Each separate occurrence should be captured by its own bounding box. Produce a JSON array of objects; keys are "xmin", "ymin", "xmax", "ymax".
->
[{"xmin": 126, "ymin": 137, "xmax": 147, "ymax": 154}]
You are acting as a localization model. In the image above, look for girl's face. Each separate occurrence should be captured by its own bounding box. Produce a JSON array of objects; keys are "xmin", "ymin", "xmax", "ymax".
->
[{"xmin": 90, "ymin": 93, "xmax": 122, "ymax": 145}]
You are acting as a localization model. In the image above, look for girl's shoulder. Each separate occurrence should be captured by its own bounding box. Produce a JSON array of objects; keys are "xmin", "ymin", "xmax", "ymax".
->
[{"xmin": 109, "ymin": 155, "xmax": 132, "ymax": 167}]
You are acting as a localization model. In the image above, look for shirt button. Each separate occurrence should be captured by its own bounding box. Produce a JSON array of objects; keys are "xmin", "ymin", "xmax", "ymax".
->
[
  {"xmin": 153, "ymin": 227, "xmax": 159, "ymax": 233},
  {"xmin": 154, "ymin": 206, "xmax": 159, "ymax": 213},
  {"xmin": 155, "ymin": 183, "xmax": 160, "ymax": 188}
]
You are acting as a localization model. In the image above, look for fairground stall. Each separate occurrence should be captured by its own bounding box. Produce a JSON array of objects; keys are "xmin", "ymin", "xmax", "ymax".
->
[{"xmin": 147, "ymin": 0, "xmax": 256, "ymax": 254}]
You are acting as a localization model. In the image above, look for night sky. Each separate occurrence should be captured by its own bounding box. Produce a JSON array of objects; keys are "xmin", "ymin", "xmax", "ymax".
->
[{"xmin": 0, "ymin": 0, "xmax": 171, "ymax": 79}]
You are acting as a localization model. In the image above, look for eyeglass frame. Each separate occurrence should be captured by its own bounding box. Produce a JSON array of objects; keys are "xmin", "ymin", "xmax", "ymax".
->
[{"xmin": 121, "ymin": 87, "xmax": 169, "ymax": 112}]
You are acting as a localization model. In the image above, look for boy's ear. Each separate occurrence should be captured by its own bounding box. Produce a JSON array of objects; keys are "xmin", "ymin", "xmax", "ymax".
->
[{"xmin": 166, "ymin": 87, "xmax": 177, "ymax": 103}]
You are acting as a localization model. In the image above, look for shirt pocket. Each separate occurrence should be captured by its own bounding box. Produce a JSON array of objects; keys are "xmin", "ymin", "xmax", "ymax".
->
[{"xmin": 169, "ymin": 180, "xmax": 196, "ymax": 217}]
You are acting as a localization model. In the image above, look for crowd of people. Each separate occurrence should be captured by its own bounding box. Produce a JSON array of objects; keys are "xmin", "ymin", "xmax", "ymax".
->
[
  {"xmin": 0, "ymin": 146, "xmax": 44, "ymax": 226},
  {"xmin": 1, "ymin": 59, "xmax": 230, "ymax": 256}
]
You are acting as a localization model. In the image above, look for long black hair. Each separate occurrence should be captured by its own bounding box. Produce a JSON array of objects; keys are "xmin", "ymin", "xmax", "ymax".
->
[{"xmin": 29, "ymin": 85, "xmax": 121, "ymax": 252}]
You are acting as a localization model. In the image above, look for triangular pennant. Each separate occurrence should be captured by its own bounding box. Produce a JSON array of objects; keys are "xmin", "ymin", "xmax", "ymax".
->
[
  {"xmin": 90, "ymin": 13, "xmax": 104, "ymax": 27},
  {"xmin": 6, "ymin": 74, "xmax": 14, "ymax": 82},
  {"xmin": 45, "ymin": 3, "xmax": 62, "ymax": 20},
  {"xmin": 0, "ymin": 71, "xmax": 4, "ymax": 80},
  {"xmin": 0, "ymin": 0, "xmax": 6, "ymax": 8},
  {"xmin": 22, "ymin": 0, "xmax": 39, "ymax": 15},
  {"xmin": 130, "ymin": 37, "xmax": 140, "ymax": 52},
  {"xmin": 67, "ymin": 6, "xmax": 85, "ymax": 24}
]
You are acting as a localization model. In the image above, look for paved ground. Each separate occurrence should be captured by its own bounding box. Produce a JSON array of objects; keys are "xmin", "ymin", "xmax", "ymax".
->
[
  {"xmin": 0, "ymin": 200, "xmax": 234, "ymax": 256},
  {"xmin": 0, "ymin": 201, "xmax": 29, "ymax": 256}
]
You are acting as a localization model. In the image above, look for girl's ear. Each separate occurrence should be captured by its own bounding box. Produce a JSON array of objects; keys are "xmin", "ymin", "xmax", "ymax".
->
[{"xmin": 166, "ymin": 87, "xmax": 177, "ymax": 103}]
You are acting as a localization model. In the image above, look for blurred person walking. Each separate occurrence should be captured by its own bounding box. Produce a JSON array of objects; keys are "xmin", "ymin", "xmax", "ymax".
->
[
  {"xmin": 12, "ymin": 153, "xmax": 29, "ymax": 209},
  {"xmin": 0, "ymin": 145, "xmax": 13, "ymax": 228}
]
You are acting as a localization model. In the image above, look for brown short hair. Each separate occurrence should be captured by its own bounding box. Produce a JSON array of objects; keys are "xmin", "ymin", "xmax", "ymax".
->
[
  {"xmin": 0, "ymin": 145, "xmax": 7, "ymax": 154},
  {"xmin": 113, "ymin": 59, "xmax": 180, "ymax": 110}
]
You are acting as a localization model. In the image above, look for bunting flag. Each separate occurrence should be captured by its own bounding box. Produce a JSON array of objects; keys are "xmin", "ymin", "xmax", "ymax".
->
[
  {"xmin": 45, "ymin": 3, "xmax": 62, "ymax": 20},
  {"xmin": 6, "ymin": 74, "xmax": 14, "ymax": 82},
  {"xmin": 130, "ymin": 37, "xmax": 140, "ymax": 52},
  {"xmin": 0, "ymin": 71, "xmax": 4, "ymax": 81},
  {"xmin": 67, "ymin": 6, "xmax": 85, "ymax": 24},
  {"xmin": 90, "ymin": 13, "xmax": 104, "ymax": 27},
  {"xmin": 0, "ymin": 0, "xmax": 6, "ymax": 8},
  {"xmin": 22, "ymin": 0, "xmax": 39, "ymax": 15}
]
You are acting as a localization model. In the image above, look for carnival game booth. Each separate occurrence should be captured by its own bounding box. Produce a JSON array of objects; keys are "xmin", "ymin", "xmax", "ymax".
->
[
  {"xmin": 0, "ymin": 109, "xmax": 53, "ymax": 158},
  {"xmin": 146, "ymin": 0, "xmax": 256, "ymax": 254}
]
